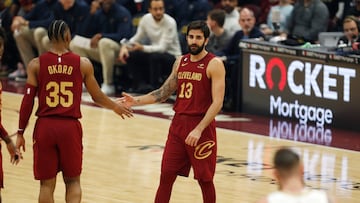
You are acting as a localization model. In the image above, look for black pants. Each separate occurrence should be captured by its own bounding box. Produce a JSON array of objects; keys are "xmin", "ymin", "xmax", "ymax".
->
[{"xmin": 124, "ymin": 51, "xmax": 176, "ymax": 90}]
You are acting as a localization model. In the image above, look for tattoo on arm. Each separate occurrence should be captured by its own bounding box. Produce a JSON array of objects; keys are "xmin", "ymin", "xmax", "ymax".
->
[{"xmin": 150, "ymin": 59, "xmax": 179, "ymax": 102}]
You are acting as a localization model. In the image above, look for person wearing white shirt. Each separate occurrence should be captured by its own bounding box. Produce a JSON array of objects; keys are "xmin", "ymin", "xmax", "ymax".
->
[
  {"xmin": 118, "ymin": 0, "xmax": 181, "ymax": 93},
  {"xmin": 220, "ymin": 0, "xmax": 242, "ymax": 36}
]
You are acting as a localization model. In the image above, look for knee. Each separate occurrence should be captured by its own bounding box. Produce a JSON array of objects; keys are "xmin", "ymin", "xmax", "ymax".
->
[
  {"xmin": 98, "ymin": 38, "xmax": 119, "ymax": 52},
  {"xmin": 159, "ymin": 172, "xmax": 177, "ymax": 184},
  {"xmin": 34, "ymin": 28, "xmax": 46, "ymax": 41},
  {"xmin": 98, "ymin": 38, "xmax": 110, "ymax": 50},
  {"xmin": 63, "ymin": 176, "xmax": 80, "ymax": 186}
]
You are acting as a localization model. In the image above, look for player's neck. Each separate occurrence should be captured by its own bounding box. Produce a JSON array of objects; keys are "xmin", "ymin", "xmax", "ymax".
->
[
  {"xmin": 190, "ymin": 50, "xmax": 208, "ymax": 62},
  {"xmin": 49, "ymin": 44, "xmax": 70, "ymax": 55},
  {"xmin": 280, "ymin": 177, "xmax": 305, "ymax": 194}
]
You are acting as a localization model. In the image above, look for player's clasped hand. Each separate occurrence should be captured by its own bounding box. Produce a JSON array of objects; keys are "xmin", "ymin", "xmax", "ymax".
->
[
  {"xmin": 116, "ymin": 92, "xmax": 136, "ymax": 108},
  {"xmin": 114, "ymin": 103, "xmax": 133, "ymax": 119},
  {"xmin": 6, "ymin": 141, "xmax": 22, "ymax": 165}
]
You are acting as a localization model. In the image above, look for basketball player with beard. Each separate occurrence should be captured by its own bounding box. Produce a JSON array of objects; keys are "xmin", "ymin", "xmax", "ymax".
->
[{"xmin": 120, "ymin": 20, "xmax": 225, "ymax": 203}]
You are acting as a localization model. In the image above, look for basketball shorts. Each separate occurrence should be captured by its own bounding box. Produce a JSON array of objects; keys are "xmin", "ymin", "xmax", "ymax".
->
[
  {"xmin": 33, "ymin": 117, "xmax": 83, "ymax": 180},
  {"xmin": 161, "ymin": 114, "xmax": 217, "ymax": 181}
]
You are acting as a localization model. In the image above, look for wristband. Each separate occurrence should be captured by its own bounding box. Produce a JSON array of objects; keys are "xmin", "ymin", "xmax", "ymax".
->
[{"xmin": 17, "ymin": 128, "xmax": 24, "ymax": 135}]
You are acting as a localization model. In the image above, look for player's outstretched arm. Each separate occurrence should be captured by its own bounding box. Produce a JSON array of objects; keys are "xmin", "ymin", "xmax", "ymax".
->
[
  {"xmin": 119, "ymin": 57, "xmax": 180, "ymax": 107},
  {"xmin": 81, "ymin": 57, "xmax": 133, "ymax": 119}
]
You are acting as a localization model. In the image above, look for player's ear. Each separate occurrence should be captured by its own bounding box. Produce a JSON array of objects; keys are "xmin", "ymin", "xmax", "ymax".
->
[
  {"xmin": 299, "ymin": 163, "xmax": 304, "ymax": 175},
  {"xmin": 273, "ymin": 169, "xmax": 279, "ymax": 182},
  {"xmin": 65, "ymin": 29, "xmax": 71, "ymax": 43}
]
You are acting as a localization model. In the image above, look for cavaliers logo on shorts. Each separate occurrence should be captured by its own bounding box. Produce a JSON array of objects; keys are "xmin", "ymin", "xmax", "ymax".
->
[{"xmin": 194, "ymin": 140, "xmax": 215, "ymax": 160}]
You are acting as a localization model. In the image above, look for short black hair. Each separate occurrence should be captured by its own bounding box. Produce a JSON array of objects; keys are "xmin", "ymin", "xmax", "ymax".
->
[
  {"xmin": 186, "ymin": 20, "xmax": 210, "ymax": 39},
  {"xmin": 48, "ymin": 20, "xmax": 70, "ymax": 42},
  {"xmin": 208, "ymin": 9, "xmax": 226, "ymax": 27}
]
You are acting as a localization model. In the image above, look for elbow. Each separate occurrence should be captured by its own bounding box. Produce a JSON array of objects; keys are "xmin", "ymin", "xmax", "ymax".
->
[
  {"xmin": 214, "ymin": 100, "xmax": 223, "ymax": 113},
  {"xmin": 218, "ymin": 102, "xmax": 224, "ymax": 113}
]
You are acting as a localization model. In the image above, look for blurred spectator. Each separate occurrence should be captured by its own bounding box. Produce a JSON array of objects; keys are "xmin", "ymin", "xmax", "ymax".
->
[
  {"xmin": 9, "ymin": 0, "xmax": 37, "ymax": 17},
  {"xmin": 336, "ymin": 15, "xmax": 360, "ymax": 54},
  {"xmin": 36, "ymin": 0, "xmax": 90, "ymax": 53},
  {"xmin": 281, "ymin": 0, "xmax": 329, "ymax": 45},
  {"xmin": 345, "ymin": 0, "xmax": 360, "ymax": 19},
  {"xmin": 175, "ymin": 0, "xmax": 212, "ymax": 54},
  {"xmin": 238, "ymin": 0, "xmax": 274, "ymax": 25},
  {"xmin": 118, "ymin": 0, "xmax": 181, "ymax": 93},
  {"xmin": 219, "ymin": 7, "xmax": 264, "ymax": 111},
  {"xmin": 321, "ymin": 0, "xmax": 346, "ymax": 31},
  {"xmin": 206, "ymin": 9, "xmax": 232, "ymax": 55},
  {"xmin": 70, "ymin": 0, "xmax": 133, "ymax": 95},
  {"xmin": 220, "ymin": 0, "xmax": 242, "ymax": 36},
  {"xmin": 165, "ymin": 0, "xmax": 211, "ymax": 30},
  {"xmin": 261, "ymin": 0, "xmax": 293, "ymax": 40},
  {"xmin": 116, "ymin": 0, "xmax": 138, "ymax": 15},
  {"xmin": 238, "ymin": 0, "xmax": 262, "ymax": 22},
  {"xmin": 9, "ymin": 0, "xmax": 57, "ymax": 80},
  {"xmin": 0, "ymin": 0, "xmax": 22, "ymax": 75},
  {"xmin": 257, "ymin": 0, "xmax": 279, "ymax": 25}
]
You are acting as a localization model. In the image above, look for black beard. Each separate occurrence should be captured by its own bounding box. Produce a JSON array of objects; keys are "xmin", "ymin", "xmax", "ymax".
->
[{"xmin": 188, "ymin": 43, "xmax": 205, "ymax": 55}]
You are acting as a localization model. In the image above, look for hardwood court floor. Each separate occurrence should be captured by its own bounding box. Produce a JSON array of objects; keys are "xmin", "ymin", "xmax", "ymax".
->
[{"xmin": 1, "ymin": 79, "xmax": 360, "ymax": 203}]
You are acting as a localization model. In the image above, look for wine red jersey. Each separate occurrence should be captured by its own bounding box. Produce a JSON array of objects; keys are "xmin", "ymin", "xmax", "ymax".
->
[
  {"xmin": 36, "ymin": 52, "xmax": 83, "ymax": 118},
  {"xmin": 173, "ymin": 53, "xmax": 215, "ymax": 115}
]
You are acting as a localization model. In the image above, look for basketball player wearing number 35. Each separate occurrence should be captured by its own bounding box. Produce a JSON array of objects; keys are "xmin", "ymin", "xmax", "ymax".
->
[
  {"xmin": 15, "ymin": 20, "xmax": 133, "ymax": 203},
  {"xmin": 120, "ymin": 20, "xmax": 225, "ymax": 203}
]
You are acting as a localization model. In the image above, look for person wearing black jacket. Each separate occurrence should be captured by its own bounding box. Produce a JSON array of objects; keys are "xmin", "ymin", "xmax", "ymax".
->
[
  {"xmin": 337, "ymin": 15, "xmax": 360, "ymax": 54},
  {"xmin": 218, "ymin": 7, "xmax": 264, "ymax": 111}
]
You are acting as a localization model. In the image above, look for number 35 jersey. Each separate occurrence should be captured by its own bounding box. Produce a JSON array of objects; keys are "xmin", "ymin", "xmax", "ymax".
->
[
  {"xmin": 173, "ymin": 53, "xmax": 215, "ymax": 116},
  {"xmin": 36, "ymin": 52, "xmax": 83, "ymax": 119}
]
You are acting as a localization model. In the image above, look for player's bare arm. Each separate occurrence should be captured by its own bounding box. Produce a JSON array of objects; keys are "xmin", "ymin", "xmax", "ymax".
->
[
  {"xmin": 26, "ymin": 57, "xmax": 40, "ymax": 87},
  {"xmin": 197, "ymin": 57, "xmax": 225, "ymax": 129},
  {"xmin": 150, "ymin": 57, "xmax": 179, "ymax": 102},
  {"xmin": 81, "ymin": 57, "xmax": 133, "ymax": 118},
  {"xmin": 185, "ymin": 57, "xmax": 225, "ymax": 146}
]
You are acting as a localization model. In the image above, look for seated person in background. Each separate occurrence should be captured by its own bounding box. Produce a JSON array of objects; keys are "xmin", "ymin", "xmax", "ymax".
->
[
  {"xmin": 344, "ymin": 0, "xmax": 360, "ymax": 20},
  {"xmin": 220, "ymin": 0, "xmax": 241, "ymax": 36},
  {"xmin": 206, "ymin": 8, "xmax": 232, "ymax": 55},
  {"xmin": 70, "ymin": 0, "xmax": 133, "ymax": 95},
  {"xmin": 9, "ymin": 0, "xmax": 37, "ymax": 17},
  {"xmin": 336, "ymin": 15, "xmax": 360, "ymax": 54},
  {"xmin": 260, "ymin": 0, "xmax": 293, "ymax": 41},
  {"xmin": 35, "ymin": 0, "xmax": 90, "ymax": 55},
  {"xmin": 0, "ymin": 0, "xmax": 22, "ymax": 76},
  {"xmin": 118, "ymin": 0, "xmax": 181, "ymax": 93},
  {"xmin": 10, "ymin": 0, "xmax": 57, "ymax": 81},
  {"xmin": 256, "ymin": 147, "xmax": 337, "ymax": 203},
  {"xmin": 322, "ymin": 0, "xmax": 346, "ymax": 31},
  {"xmin": 280, "ymin": 0, "xmax": 329, "ymax": 45},
  {"xmin": 166, "ymin": 0, "xmax": 212, "ymax": 31},
  {"xmin": 220, "ymin": 7, "xmax": 264, "ymax": 66},
  {"xmin": 219, "ymin": 7, "xmax": 264, "ymax": 111}
]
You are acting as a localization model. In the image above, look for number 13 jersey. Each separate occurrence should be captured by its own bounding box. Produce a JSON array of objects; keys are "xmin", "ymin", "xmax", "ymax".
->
[{"xmin": 173, "ymin": 53, "xmax": 215, "ymax": 116}]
